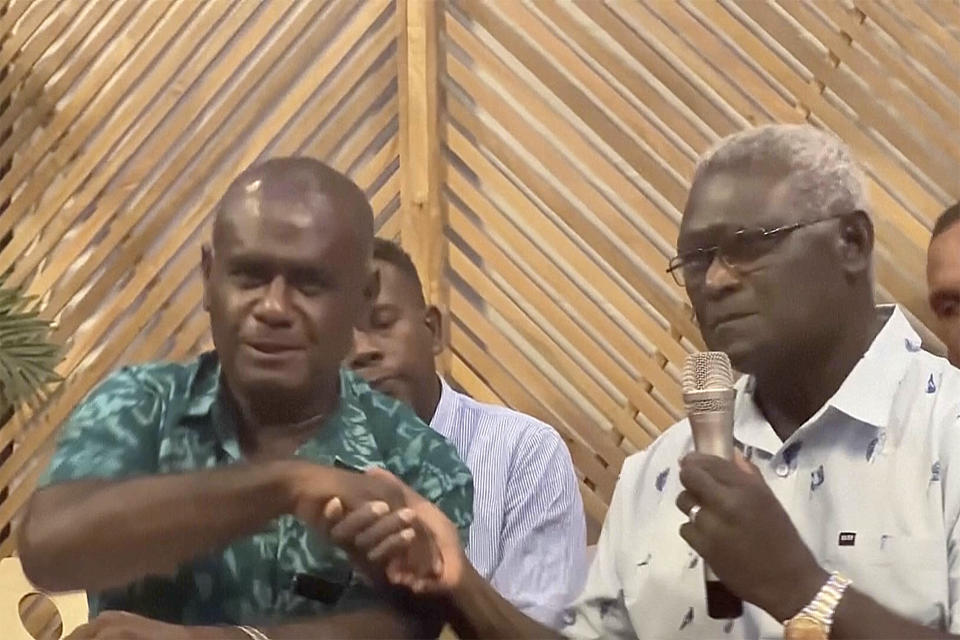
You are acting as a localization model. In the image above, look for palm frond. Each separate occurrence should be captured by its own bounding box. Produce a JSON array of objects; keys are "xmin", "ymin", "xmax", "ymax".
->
[{"xmin": 0, "ymin": 281, "xmax": 62, "ymax": 413}]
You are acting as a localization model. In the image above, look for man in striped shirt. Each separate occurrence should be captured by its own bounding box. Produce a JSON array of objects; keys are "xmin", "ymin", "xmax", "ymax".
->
[{"xmin": 348, "ymin": 238, "xmax": 588, "ymax": 628}]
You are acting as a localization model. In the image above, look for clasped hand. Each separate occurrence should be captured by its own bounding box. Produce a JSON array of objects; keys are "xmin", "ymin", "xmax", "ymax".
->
[{"xmin": 314, "ymin": 467, "xmax": 466, "ymax": 594}]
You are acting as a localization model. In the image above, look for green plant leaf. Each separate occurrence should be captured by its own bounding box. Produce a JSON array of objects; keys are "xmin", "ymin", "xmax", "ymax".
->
[{"xmin": 0, "ymin": 280, "xmax": 62, "ymax": 410}]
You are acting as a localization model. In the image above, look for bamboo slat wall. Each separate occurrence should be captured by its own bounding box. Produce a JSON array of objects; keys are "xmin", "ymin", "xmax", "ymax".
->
[
  {"xmin": 441, "ymin": 0, "xmax": 959, "ymax": 533},
  {"xmin": 1, "ymin": 0, "xmax": 959, "ymax": 577}
]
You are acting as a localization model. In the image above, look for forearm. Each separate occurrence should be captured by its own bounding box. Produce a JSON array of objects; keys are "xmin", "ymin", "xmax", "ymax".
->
[
  {"xmin": 447, "ymin": 564, "xmax": 560, "ymax": 639},
  {"xmin": 256, "ymin": 607, "xmax": 437, "ymax": 640},
  {"xmin": 19, "ymin": 461, "xmax": 304, "ymax": 591},
  {"xmin": 829, "ymin": 588, "xmax": 956, "ymax": 639}
]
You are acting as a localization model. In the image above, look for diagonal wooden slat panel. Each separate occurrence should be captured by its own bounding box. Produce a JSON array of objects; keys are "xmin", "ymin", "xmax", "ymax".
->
[
  {"xmin": 446, "ymin": 127, "xmax": 694, "ymax": 366},
  {"xmin": 0, "ymin": 1, "xmax": 180, "ymax": 208},
  {"xmin": 448, "ymin": 220, "xmax": 666, "ymax": 444},
  {"xmin": 0, "ymin": 0, "xmax": 58, "ymax": 79},
  {"xmin": 853, "ymin": 0, "xmax": 960, "ymax": 93},
  {"xmin": 447, "ymin": 169, "xmax": 684, "ymax": 409},
  {"xmin": 5, "ymin": 0, "xmax": 264, "ymax": 290},
  {"xmin": 38, "ymin": 0, "xmax": 359, "ymax": 328},
  {"xmin": 445, "ymin": 93, "xmax": 702, "ymax": 345}
]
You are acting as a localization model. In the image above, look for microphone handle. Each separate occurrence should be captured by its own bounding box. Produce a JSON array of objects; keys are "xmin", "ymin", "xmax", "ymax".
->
[
  {"xmin": 686, "ymin": 392, "xmax": 743, "ymax": 619},
  {"xmin": 705, "ymin": 573, "xmax": 743, "ymax": 618}
]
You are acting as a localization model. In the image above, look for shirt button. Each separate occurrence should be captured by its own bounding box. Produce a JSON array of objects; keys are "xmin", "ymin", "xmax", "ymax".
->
[{"xmin": 775, "ymin": 463, "xmax": 790, "ymax": 477}]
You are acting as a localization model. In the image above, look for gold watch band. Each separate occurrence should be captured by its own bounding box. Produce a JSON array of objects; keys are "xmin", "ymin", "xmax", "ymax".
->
[{"xmin": 785, "ymin": 571, "xmax": 852, "ymax": 639}]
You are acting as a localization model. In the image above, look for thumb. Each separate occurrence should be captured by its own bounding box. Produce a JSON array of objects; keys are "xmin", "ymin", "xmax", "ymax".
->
[{"xmin": 733, "ymin": 448, "xmax": 759, "ymax": 476}]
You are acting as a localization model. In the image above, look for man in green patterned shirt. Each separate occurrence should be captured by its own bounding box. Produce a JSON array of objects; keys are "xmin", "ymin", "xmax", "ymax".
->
[{"xmin": 18, "ymin": 158, "xmax": 473, "ymax": 639}]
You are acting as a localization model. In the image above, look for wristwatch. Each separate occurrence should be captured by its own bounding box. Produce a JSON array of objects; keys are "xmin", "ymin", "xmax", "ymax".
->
[{"xmin": 783, "ymin": 571, "xmax": 852, "ymax": 640}]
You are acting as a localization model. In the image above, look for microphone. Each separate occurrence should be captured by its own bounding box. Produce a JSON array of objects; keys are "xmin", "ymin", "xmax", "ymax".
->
[{"xmin": 682, "ymin": 351, "xmax": 743, "ymax": 619}]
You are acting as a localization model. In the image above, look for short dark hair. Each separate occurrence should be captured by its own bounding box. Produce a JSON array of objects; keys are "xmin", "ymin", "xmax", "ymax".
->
[
  {"xmin": 373, "ymin": 238, "xmax": 425, "ymax": 305},
  {"xmin": 932, "ymin": 202, "xmax": 960, "ymax": 240}
]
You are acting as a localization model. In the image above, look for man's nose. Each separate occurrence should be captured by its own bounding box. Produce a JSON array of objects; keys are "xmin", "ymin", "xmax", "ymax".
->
[
  {"xmin": 252, "ymin": 277, "xmax": 294, "ymax": 326},
  {"xmin": 350, "ymin": 328, "xmax": 383, "ymax": 370},
  {"xmin": 703, "ymin": 254, "xmax": 741, "ymax": 296}
]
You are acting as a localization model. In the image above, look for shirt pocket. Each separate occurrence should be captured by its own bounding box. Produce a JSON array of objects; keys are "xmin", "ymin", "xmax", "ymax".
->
[{"xmin": 827, "ymin": 534, "xmax": 947, "ymax": 628}]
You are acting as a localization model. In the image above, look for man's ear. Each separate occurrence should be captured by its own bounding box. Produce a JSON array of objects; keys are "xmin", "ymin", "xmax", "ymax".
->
[
  {"xmin": 838, "ymin": 210, "xmax": 874, "ymax": 275},
  {"xmin": 201, "ymin": 244, "xmax": 213, "ymax": 312},
  {"xmin": 425, "ymin": 305, "xmax": 443, "ymax": 356}
]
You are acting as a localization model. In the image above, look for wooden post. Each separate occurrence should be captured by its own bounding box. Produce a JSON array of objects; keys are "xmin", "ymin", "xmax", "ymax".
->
[{"xmin": 398, "ymin": 0, "xmax": 449, "ymax": 371}]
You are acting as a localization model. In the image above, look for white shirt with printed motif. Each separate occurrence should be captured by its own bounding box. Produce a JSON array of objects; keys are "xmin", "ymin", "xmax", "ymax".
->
[{"xmin": 563, "ymin": 305, "xmax": 960, "ymax": 639}]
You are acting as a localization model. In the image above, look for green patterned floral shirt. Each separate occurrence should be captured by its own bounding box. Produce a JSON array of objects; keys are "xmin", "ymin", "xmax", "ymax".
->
[{"xmin": 39, "ymin": 352, "xmax": 473, "ymax": 625}]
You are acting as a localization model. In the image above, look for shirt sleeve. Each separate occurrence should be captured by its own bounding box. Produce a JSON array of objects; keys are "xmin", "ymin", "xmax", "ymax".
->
[
  {"xmin": 488, "ymin": 426, "xmax": 587, "ymax": 628},
  {"xmin": 561, "ymin": 454, "xmax": 641, "ymax": 640},
  {"xmin": 39, "ymin": 367, "xmax": 163, "ymax": 487}
]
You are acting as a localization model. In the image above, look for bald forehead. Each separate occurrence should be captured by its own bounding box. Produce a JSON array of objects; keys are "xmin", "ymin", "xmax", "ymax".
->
[{"xmin": 214, "ymin": 158, "xmax": 373, "ymax": 250}]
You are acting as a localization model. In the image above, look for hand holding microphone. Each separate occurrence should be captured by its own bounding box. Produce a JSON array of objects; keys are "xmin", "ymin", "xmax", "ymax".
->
[
  {"xmin": 676, "ymin": 352, "xmax": 827, "ymax": 623},
  {"xmin": 680, "ymin": 351, "xmax": 742, "ymax": 619}
]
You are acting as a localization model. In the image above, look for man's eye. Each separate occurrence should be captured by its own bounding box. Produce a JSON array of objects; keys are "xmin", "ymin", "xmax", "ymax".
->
[
  {"xmin": 724, "ymin": 231, "xmax": 771, "ymax": 262},
  {"xmin": 371, "ymin": 309, "xmax": 398, "ymax": 329},
  {"xmin": 686, "ymin": 255, "xmax": 710, "ymax": 268},
  {"xmin": 232, "ymin": 272, "xmax": 267, "ymax": 289},
  {"xmin": 938, "ymin": 301, "xmax": 959, "ymax": 319},
  {"xmin": 293, "ymin": 279, "xmax": 327, "ymax": 296},
  {"xmin": 681, "ymin": 251, "xmax": 712, "ymax": 271}
]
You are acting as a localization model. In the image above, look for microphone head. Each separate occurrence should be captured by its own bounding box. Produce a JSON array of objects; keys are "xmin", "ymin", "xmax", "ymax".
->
[
  {"xmin": 682, "ymin": 352, "xmax": 735, "ymax": 414},
  {"xmin": 682, "ymin": 351, "xmax": 734, "ymax": 393}
]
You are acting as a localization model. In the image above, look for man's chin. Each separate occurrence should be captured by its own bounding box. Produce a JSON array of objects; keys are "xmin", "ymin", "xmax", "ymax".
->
[
  {"xmin": 370, "ymin": 377, "xmax": 414, "ymax": 407},
  {"xmin": 234, "ymin": 368, "xmax": 309, "ymax": 401},
  {"xmin": 701, "ymin": 337, "xmax": 756, "ymax": 375}
]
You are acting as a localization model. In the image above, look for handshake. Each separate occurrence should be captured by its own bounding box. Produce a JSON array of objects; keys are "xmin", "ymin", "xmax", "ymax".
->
[{"xmin": 289, "ymin": 462, "xmax": 466, "ymax": 596}]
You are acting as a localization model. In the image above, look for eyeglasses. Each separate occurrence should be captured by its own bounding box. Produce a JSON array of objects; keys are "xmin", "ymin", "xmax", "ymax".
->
[{"xmin": 667, "ymin": 214, "xmax": 846, "ymax": 287}]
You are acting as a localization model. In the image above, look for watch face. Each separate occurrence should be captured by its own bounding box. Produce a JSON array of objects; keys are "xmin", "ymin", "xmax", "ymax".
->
[{"xmin": 784, "ymin": 616, "xmax": 828, "ymax": 640}]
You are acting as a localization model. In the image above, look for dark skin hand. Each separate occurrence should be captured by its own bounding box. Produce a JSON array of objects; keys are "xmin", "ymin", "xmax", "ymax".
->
[
  {"xmin": 676, "ymin": 452, "xmax": 957, "ymax": 639},
  {"xmin": 64, "ymin": 608, "xmax": 433, "ymax": 640},
  {"xmin": 64, "ymin": 611, "xmax": 229, "ymax": 640},
  {"xmin": 58, "ymin": 471, "xmax": 445, "ymax": 640},
  {"xmin": 19, "ymin": 460, "xmax": 408, "ymax": 592},
  {"xmin": 322, "ymin": 468, "xmax": 559, "ymax": 640}
]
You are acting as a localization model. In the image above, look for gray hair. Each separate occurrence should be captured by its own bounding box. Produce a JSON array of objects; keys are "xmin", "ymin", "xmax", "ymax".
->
[{"xmin": 691, "ymin": 124, "xmax": 869, "ymax": 218}]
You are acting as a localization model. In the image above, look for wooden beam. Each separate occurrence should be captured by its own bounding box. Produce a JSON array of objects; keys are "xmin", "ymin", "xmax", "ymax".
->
[{"xmin": 398, "ymin": 0, "xmax": 448, "ymax": 369}]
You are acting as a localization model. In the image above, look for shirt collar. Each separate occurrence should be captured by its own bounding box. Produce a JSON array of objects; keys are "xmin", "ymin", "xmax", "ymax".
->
[
  {"xmin": 430, "ymin": 376, "xmax": 460, "ymax": 438},
  {"xmin": 182, "ymin": 351, "xmax": 220, "ymax": 419},
  {"xmin": 733, "ymin": 305, "xmax": 916, "ymax": 451},
  {"xmin": 185, "ymin": 352, "xmax": 381, "ymax": 468},
  {"xmin": 824, "ymin": 304, "xmax": 916, "ymax": 427}
]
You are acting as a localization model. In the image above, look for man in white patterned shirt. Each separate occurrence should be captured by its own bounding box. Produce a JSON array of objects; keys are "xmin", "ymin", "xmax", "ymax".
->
[
  {"xmin": 347, "ymin": 238, "xmax": 587, "ymax": 628},
  {"xmin": 332, "ymin": 125, "xmax": 960, "ymax": 640}
]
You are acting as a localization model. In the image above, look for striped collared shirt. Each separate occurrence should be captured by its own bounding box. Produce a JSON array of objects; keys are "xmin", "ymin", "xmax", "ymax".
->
[{"xmin": 431, "ymin": 378, "xmax": 588, "ymax": 628}]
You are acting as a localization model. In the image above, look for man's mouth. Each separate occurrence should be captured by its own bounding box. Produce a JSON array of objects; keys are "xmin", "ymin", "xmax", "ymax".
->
[
  {"xmin": 710, "ymin": 313, "xmax": 755, "ymax": 330},
  {"xmin": 243, "ymin": 340, "xmax": 302, "ymax": 355}
]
